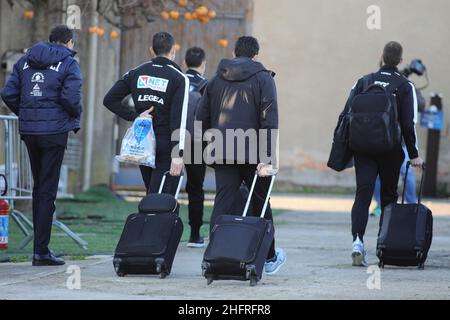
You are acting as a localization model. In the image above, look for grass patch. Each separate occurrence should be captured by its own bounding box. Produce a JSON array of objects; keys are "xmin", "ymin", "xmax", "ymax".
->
[
  {"xmin": 63, "ymin": 255, "xmax": 88, "ymax": 261},
  {"xmin": 8, "ymin": 255, "xmax": 31, "ymax": 263},
  {"xmin": 274, "ymin": 182, "xmax": 355, "ymax": 195},
  {"xmin": 1, "ymin": 186, "xmax": 287, "ymax": 262}
]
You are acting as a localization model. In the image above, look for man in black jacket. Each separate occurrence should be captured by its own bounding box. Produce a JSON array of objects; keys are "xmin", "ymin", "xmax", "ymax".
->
[
  {"xmin": 104, "ymin": 32, "xmax": 187, "ymax": 195},
  {"xmin": 184, "ymin": 47, "xmax": 208, "ymax": 248},
  {"xmin": 197, "ymin": 36, "xmax": 286, "ymax": 275},
  {"xmin": 341, "ymin": 41, "xmax": 424, "ymax": 267}
]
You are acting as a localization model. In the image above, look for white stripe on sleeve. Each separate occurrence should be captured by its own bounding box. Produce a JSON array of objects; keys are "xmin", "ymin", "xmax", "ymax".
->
[{"xmin": 409, "ymin": 82, "xmax": 419, "ymax": 152}]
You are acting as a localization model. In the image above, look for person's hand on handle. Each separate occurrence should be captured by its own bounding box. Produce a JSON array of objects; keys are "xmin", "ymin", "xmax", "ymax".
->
[
  {"xmin": 170, "ymin": 157, "xmax": 184, "ymax": 176},
  {"xmin": 410, "ymin": 157, "xmax": 424, "ymax": 169},
  {"xmin": 257, "ymin": 163, "xmax": 278, "ymax": 177},
  {"xmin": 140, "ymin": 106, "xmax": 154, "ymax": 119}
]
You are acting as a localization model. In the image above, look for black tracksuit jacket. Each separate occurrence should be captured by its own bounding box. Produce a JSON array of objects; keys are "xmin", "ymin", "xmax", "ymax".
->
[
  {"xmin": 340, "ymin": 66, "xmax": 419, "ymax": 159},
  {"xmin": 103, "ymin": 56, "xmax": 189, "ymax": 154}
]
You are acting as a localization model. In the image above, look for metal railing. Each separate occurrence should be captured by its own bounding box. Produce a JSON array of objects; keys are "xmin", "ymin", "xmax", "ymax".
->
[{"xmin": 0, "ymin": 115, "xmax": 87, "ymax": 250}]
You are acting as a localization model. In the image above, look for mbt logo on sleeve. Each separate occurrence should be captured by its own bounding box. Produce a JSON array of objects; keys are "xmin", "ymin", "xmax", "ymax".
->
[{"xmin": 137, "ymin": 75, "xmax": 169, "ymax": 92}]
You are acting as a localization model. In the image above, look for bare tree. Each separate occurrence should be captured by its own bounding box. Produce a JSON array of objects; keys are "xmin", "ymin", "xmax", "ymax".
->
[
  {"xmin": 99, "ymin": 0, "xmax": 218, "ymax": 30},
  {"xmin": 8, "ymin": 0, "xmax": 218, "ymax": 31}
]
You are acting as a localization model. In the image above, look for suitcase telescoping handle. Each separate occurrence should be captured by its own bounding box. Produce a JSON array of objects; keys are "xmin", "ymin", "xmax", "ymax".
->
[
  {"xmin": 159, "ymin": 171, "xmax": 184, "ymax": 200},
  {"xmin": 243, "ymin": 172, "xmax": 276, "ymax": 219},
  {"xmin": 403, "ymin": 161, "xmax": 426, "ymax": 205},
  {"xmin": 0, "ymin": 174, "xmax": 7, "ymax": 197}
]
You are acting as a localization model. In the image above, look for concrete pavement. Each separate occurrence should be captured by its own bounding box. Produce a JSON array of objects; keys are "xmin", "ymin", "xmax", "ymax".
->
[{"xmin": 1, "ymin": 196, "xmax": 450, "ymax": 300}]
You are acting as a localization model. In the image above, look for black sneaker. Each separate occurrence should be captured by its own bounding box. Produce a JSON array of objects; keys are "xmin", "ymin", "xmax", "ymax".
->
[{"xmin": 187, "ymin": 235, "xmax": 205, "ymax": 248}]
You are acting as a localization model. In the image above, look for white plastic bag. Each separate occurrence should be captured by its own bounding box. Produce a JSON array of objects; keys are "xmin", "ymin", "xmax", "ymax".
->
[{"xmin": 116, "ymin": 117, "xmax": 156, "ymax": 168}]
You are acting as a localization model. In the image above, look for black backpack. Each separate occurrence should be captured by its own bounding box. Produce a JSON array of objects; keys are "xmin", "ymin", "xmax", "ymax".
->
[{"xmin": 349, "ymin": 73, "xmax": 405, "ymax": 154}]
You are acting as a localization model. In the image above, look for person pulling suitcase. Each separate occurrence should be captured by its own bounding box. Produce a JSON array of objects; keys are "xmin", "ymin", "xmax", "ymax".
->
[
  {"xmin": 104, "ymin": 32, "xmax": 187, "ymax": 196},
  {"xmin": 202, "ymin": 171, "xmax": 277, "ymax": 287},
  {"xmin": 184, "ymin": 47, "xmax": 208, "ymax": 248},
  {"xmin": 337, "ymin": 41, "xmax": 424, "ymax": 267},
  {"xmin": 196, "ymin": 36, "xmax": 286, "ymax": 275}
]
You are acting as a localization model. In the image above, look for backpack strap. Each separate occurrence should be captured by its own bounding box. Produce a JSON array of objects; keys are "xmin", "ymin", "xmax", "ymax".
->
[
  {"xmin": 387, "ymin": 74, "xmax": 409, "ymax": 95},
  {"xmin": 197, "ymin": 79, "xmax": 208, "ymax": 94}
]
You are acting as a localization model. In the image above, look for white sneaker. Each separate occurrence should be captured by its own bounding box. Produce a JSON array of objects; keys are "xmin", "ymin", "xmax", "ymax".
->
[
  {"xmin": 187, "ymin": 235, "xmax": 206, "ymax": 248},
  {"xmin": 352, "ymin": 237, "xmax": 368, "ymax": 267},
  {"xmin": 264, "ymin": 248, "xmax": 287, "ymax": 275}
]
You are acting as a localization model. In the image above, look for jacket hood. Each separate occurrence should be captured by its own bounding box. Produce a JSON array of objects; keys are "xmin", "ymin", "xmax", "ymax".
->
[
  {"xmin": 26, "ymin": 42, "xmax": 75, "ymax": 69},
  {"xmin": 217, "ymin": 57, "xmax": 267, "ymax": 82}
]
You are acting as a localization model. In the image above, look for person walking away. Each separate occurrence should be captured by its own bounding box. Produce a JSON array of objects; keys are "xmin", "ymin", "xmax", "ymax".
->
[
  {"xmin": 1, "ymin": 25, "xmax": 82, "ymax": 266},
  {"xmin": 370, "ymin": 61, "xmax": 427, "ymax": 217},
  {"xmin": 197, "ymin": 36, "xmax": 286, "ymax": 275},
  {"xmin": 184, "ymin": 47, "xmax": 208, "ymax": 248},
  {"xmin": 340, "ymin": 41, "xmax": 424, "ymax": 267},
  {"xmin": 104, "ymin": 32, "xmax": 187, "ymax": 195}
]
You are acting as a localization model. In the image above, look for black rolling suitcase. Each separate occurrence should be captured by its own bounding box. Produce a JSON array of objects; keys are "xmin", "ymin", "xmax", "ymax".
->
[
  {"xmin": 113, "ymin": 172, "xmax": 184, "ymax": 278},
  {"xmin": 377, "ymin": 162, "xmax": 433, "ymax": 269},
  {"xmin": 202, "ymin": 173, "xmax": 276, "ymax": 287}
]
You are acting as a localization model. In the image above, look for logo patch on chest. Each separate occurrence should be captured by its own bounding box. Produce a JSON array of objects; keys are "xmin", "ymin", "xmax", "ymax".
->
[
  {"xmin": 31, "ymin": 72, "xmax": 45, "ymax": 83},
  {"xmin": 137, "ymin": 75, "xmax": 169, "ymax": 92}
]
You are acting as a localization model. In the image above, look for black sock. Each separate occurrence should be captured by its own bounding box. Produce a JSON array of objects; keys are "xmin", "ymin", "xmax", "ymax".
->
[{"xmin": 190, "ymin": 228, "xmax": 200, "ymax": 239}]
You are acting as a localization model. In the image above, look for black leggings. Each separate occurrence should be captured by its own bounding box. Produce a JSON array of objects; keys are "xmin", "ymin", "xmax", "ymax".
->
[{"xmin": 351, "ymin": 148, "xmax": 405, "ymax": 242}]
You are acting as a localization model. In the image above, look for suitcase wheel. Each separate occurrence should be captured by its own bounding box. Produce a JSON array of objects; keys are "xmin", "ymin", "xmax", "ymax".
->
[
  {"xmin": 113, "ymin": 258, "xmax": 126, "ymax": 277},
  {"xmin": 376, "ymin": 248, "xmax": 383, "ymax": 259},
  {"xmin": 245, "ymin": 265, "xmax": 257, "ymax": 280},
  {"xmin": 378, "ymin": 261, "xmax": 385, "ymax": 269},
  {"xmin": 159, "ymin": 272, "xmax": 168, "ymax": 279},
  {"xmin": 250, "ymin": 276, "xmax": 258, "ymax": 287},
  {"xmin": 416, "ymin": 251, "xmax": 424, "ymax": 261},
  {"xmin": 115, "ymin": 265, "xmax": 126, "ymax": 277},
  {"xmin": 155, "ymin": 258, "xmax": 166, "ymax": 276},
  {"xmin": 416, "ymin": 251, "xmax": 425, "ymax": 269},
  {"xmin": 246, "ymin": 265, "xmax": 259, "ymax": 287},
  {"xmin": 201, "ymin": 262, "xmax": 211, "ymax": 277},
  {"xmin": 207, "ymin": 277, "xmax": 214, "ymax": 286},
  {"xmin": 116, "ymin": 271, "xmax": 126, "ymax": 277}
]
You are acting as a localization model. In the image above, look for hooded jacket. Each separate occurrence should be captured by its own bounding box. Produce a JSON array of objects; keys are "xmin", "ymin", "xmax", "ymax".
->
[
  {"xmin": 1, "ymin": 42, "xmax": 82, "ymax": 135},
  {"xmin": 196, "ymin": 57, "xmax": 279, "ymax": 165}
]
